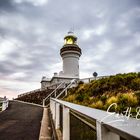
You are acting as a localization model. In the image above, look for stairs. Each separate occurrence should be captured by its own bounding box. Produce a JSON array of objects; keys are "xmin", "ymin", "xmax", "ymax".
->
[{"xmin": 16, "ymin": 79, "xmax": 77, "ymax": 106}]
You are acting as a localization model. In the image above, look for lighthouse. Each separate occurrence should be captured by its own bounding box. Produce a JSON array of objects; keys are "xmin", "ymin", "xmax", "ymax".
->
[
  {"xmin": 41, "ymin": 31, "xmax": 82, "ymax": 90},
  {"xmin": 60, "ymin": 31, "xmax": 82, "ymax": 78}
]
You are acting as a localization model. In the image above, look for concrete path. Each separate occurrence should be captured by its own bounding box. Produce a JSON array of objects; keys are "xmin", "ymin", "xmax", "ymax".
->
[
  {"xmin": 39, "ymin": 107, "xmax": 52, "ymax": 140},
  {"xmin": 0, "ymin": 100, "xmax": 43, "ymax": 140}
]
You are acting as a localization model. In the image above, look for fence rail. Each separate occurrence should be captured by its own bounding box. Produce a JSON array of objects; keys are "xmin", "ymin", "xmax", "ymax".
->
[
  {"xmin": 0, "ymin": 98, "xmax": 9, "ymax": 111},
  {"xmin": 50, "ymin": 98, "xmax": 140, "ymax": 140},
  {"xmin": 80, "ymin": 76, "xmax": 109, "ymax": 83},
  {"xmin": 43, "ymin": 82, "xmax": 66, "ymax": 107},
  {"xmin": 43, "ymin": 79, "xmax": 77, "ymax": 107}
]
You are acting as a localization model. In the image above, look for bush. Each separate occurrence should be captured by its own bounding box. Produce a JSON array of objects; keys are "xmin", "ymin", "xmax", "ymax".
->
[
  {"xmin": 76, "ymin": 93, "xmax": 85, "ymax": 102},
  {"xmin": 65, "ymin": 94, "xmax": 76, "ymax": 102},
  {"xmin": 90, "ymin": 100, "xmax": 103, "ymax": 109},
  {"xmin": 64, "ymin": 72, "xmax": 140, "ymax": 113},
  {"xmin": 106, "ymin": 96, "xmax": 118, "ymax": 106},
  {"xmin": 138, "ymin": 72, "xmax": 140, "ymax": 78},
  {"xmin": 118, "ymin": 93, "xmax": 138, "ymax": 107},
  {"xmin": 100, "ymin": 95, "xmax": 107, "ymax": 103},
  {"xmin": 134, "ymin": 91, "xmax": 140, "ymax": 104},
  {"xmin": 130, "ymin": 78, "xmax": 140, "ymax": 90}
]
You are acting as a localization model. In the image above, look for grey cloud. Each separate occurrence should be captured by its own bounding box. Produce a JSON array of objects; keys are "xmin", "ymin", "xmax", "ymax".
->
[
  {"xmin": 0, "ymin": 0, "xmax": 140, "ymax": 97},
  {"xmin": 0, "ymin": 0, "xmax": 13, "ymax": 9}
]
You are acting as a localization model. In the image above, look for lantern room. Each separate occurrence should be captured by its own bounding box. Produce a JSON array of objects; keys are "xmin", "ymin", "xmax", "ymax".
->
[{"xmin": 64, "ymin": 31, "xmax": 77, "ymax": 45}]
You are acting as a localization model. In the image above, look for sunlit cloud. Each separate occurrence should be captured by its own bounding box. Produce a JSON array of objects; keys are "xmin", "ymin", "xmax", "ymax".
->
[
  {"xmin": 0, "ymin": 37, "xmax": 20, "ymax": 60},
  {"xmin": 14, "ymin": 0, "xmax": 49, "ymax": 6}
]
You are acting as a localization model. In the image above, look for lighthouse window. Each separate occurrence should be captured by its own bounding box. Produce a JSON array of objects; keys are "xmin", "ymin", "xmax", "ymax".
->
[{"xmin": 67, "ymin": 37, "xmax": 73, "ymax": 44}]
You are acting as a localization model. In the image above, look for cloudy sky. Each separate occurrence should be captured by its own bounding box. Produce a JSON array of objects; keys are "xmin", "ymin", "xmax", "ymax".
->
[{"xmin": 0, "ymin": 0, "xmax": 140, "ymax": 99}]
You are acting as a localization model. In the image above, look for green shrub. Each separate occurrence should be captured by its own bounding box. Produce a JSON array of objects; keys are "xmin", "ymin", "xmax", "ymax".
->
[
  {"xmin": 134, "ymin": 91, "xmax": 140, "ymax": 104},
  {"xmin": 138, "ymin": 72, "xmax": 140, "ymax": 78},
  {"xmin": 100, "ymin": 95, "xmax": 107, "ymax": 103},
  {"xmin": 76, "ymin": 94, "xmax": 85, "ymax": 102},
  {"xmin": 118, "ymin": 93, "xmax": 138, "ymax": 107},
  {"xmin": 106, "ymin": 96, "xmax": 118, "ymax": 106},
  {"xmin": 130, "ymin": 78, "xmax": 140, "ymax": 90},
  {"xmin": 90, "ymin": 100, "xmax": 103, "ymax": 109},
  {"xmin": 65, "ymin": 94, "xmax": 76, "ymax": 102}
]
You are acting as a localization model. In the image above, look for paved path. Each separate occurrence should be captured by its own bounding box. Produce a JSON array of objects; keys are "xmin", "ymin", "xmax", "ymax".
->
[{"xmin": 0, "ymin": 101, "xmax": 43, "ymax": 140}]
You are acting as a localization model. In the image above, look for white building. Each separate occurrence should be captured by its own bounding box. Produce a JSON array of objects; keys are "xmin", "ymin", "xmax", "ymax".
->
[{"xmin": 41, "ymin": 31, "xmax": 82, "ymax": 90}]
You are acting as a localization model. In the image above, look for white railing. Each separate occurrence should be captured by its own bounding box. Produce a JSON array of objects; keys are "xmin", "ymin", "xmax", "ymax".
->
[
  {"xmin": 0, "ymin": 98, "xmax": 9, "ymax": 111},
  {"xmin": 80, "ymin": 76, "xmax": 109, "ymax": 83},
  {"xmin": 56, "ymin": 79, "xmax": 77, "ymax": 99},
  {"xmin": 50, "ymin": 98, "xmax": 140, "ymax": 140},
  {"xmin": 43, "ymin": 79, "xmax": 77, "ymax": 107},
  {"xmin": 43, "ymin": 82, "xmax": 66, "ymax": 107},
  {"xmin": 42, "ymin": 82, "xmax": 65, "ymax": 90}
]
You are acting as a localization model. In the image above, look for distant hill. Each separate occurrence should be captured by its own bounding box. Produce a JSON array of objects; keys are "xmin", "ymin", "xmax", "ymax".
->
[{"xmin": 64, "ymin": 72, "xmax": 140, "ymax": 114}]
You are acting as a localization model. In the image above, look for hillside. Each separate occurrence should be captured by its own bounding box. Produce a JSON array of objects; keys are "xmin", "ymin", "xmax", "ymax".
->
[
  {"xmin": 16, "ymin": 88, "xmax": 64, "ymax": 105},
  {"xmin": 64, "ymin": 72, "xmax": 140, "ymax": 114}
]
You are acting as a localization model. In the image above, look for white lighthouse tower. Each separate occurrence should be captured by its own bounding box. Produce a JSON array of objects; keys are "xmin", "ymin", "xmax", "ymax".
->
[
  {"xmin": 41, "ymin": 31, "xmax": 82, "ymax": 90},
  {"xmin": 60, "ymin": 31, "xmax": 82, "ymax": 78}
]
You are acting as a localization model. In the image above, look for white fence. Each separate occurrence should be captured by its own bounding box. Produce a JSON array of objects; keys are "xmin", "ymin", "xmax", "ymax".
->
[
  {"xmin": 50, "ymin": 98, "xmax": 140, "ymax": 140},
  {"xmin": 80, "ymin": 76, "xmax": 109, "ymax": 83},
  {"xmin": 0, "ymin": 98, "xmax": 9, "ymax": 111}
]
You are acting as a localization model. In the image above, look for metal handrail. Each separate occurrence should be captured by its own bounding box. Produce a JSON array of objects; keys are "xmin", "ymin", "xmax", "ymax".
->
[
  {"xmin": 43, "ymin": 82, "xmax": 66, "ymax": 106},
  {"xmin": 42, "ymin": 82, "xmax": 62, "ymax": 90},
  {"xmin": 56, "ymin": 79, "xmax": 76, "ymax": 99}
]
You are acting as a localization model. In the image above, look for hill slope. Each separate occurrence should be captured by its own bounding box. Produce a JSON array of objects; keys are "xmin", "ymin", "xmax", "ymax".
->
[{"xmin": 64, "ymin": 72, "xmax": 140, "ymax": 114}]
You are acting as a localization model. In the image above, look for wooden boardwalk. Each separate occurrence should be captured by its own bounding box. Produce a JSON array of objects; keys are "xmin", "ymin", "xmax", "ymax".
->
[{"xmin": 0, "ymin": 101, "xmax": 43, "ymax": 140}]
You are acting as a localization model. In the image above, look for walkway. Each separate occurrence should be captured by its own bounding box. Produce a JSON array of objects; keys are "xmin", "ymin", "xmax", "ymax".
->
[{"xmin": 0, "ymin": 101, "xmax": 43, "ymax": 140}]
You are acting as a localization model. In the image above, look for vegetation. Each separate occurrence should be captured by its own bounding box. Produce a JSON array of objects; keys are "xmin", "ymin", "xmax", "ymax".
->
[
  {"xmin": 16, "ymin": 89, "xmax": 63, "ymax": 105},
  {"xmin": 64, "ymin": 72, "xmax": 140, "ymax": 116}
]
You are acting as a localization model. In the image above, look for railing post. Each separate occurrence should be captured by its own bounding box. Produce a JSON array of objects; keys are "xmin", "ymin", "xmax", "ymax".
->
[
  {"xmin": 63, "ymin": 106, "xmax": 70, "ymax": 140},
  {"xmin": 50, "ymin": 99, "xmax": 56, "ymax": 121},
  {"xmin": 50, "ymin": 99, "xmax": 53, "ymax": 112},
  {"xmin": 52, "ymin": 101, "xmax": 56, "ymax": 121},
  {"xmin": 55, "ymin": 103, "xmax": 60, "ymax": 129},
  {"xmin": 65, "ymin": 88, "xmax": 67, "ymax": 96},
  {"xmin": 6, "ymin": 100, "xmax": 8, "ymax": 108},
  {"xmin": 43, "ymin": 99, "xmax": 45, "ymax": 107},
  {"xmin": 2, "ymin": 101, "xmax": 4, "ymax": 111},
  {"xmin": 2, "ymin": 101, "xmax": 6, "ymax": 111},
  {"xmin": 55, "ymin": 90, "xmax": 56, "ymax": 97},
  {"xmin": 96, "ymin": 121, "xmax": 120, "ymax": 140}
]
